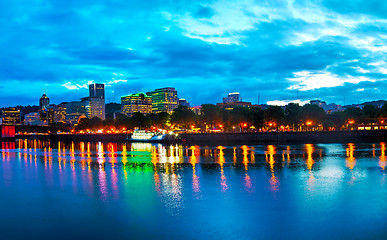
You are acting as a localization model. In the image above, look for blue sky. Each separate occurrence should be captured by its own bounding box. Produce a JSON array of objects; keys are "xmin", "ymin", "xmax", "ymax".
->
[{"xmin": 1, "ymin": 0, "xmax": 386, "ymax": 107}]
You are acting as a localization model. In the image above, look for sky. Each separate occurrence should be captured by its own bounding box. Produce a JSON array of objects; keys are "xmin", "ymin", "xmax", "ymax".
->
[{"xmin": 1, "ymin": 0, "xmax": 386, "ymax": 107}]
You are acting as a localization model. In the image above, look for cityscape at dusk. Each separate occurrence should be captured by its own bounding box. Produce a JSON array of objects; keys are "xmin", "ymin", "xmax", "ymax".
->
[
  {"xmin": 1, "ymin": 1, "xmax": 387, "ymax": 240},
  {"xmin": 1, "ymin": 0, "xmax": 386, "ymax": 107}
]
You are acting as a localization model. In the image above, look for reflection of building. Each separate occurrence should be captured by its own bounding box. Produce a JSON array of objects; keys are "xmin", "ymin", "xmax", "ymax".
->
[
  {"xmin": 2, "ymin": 108, "xmax": 21, "ymax": 125},
  {"xmin": 54, "ymin": 102, "xmax": 67, "ymax": 123},
  {"xmin": 179, "ymin": 99, "xmax": 190, "ymax": 108},
  {"xmin": 121, "ymin": 93, "xmax": 152, "ymax": 117},
  {"xmin": 39, "ymin": 94, "xmax": 50, "ymax": 110},
  {"xmin": 223, "ymin": 92, "xmax": 240, "ymax": 103},
  {"xmin": 147, "ymin": 87, "xmax": 179, "ymax": 114}
]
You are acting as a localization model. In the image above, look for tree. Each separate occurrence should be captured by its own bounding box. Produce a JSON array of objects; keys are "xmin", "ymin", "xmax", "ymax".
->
[
  {"xmin": 344, "ymin": 107, "xmax": 363, "ymax": 124},
  {"xmin": 171, "ymin": 106, "xmax": 197, "ymax": 129},
  {"xmin": 299, "ymin": 104, "xmax": 326, "ymax": 125},
  {"xmin": 326, "ymin": 111, "xmax": 345, "ymax": 130},
  {"xmin": 115, "ymin": 114, "xmax": 131, "ymax": 128},
  {"xmin": 264, "ymin": 106, "xmax": 285, "ymax": 127},
  {"xmin": 130, "ymin": 112, "xmax": 151, "ymax": 129},
  {"xmin": 251, "ymin": 107, "xmax": 264, "ymax": 129},
  {"xmin": 362, "ymin": 104, "xmax": 378, "ymax": 123},
  {"xmin": 200, "ymin": 104, "xmax": 222, "ymax": 129},
  {"xmin": 229, "ymin": 107, "xmax": 252, "ymax": 126},
  {"xmin": 284, "ymin": 103, "xmax": 301, "ymax": 127},
  {"xmin": 150, "ymin": 112, "xmax": 170, "ymax": 129}
]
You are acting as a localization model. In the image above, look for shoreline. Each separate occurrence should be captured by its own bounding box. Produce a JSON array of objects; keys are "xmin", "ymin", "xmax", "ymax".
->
[{"xmin": 12, "ymin": 130, "xmax": 387, "ymax": 144}]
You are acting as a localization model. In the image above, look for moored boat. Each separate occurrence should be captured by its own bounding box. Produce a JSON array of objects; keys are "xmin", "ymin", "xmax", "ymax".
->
[{"xmin": 128, "ymin": 129, "xmax": 179, "ymax": 142}]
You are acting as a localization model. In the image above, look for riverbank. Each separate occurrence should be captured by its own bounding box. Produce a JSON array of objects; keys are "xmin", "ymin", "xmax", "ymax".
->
[{"xmin": 14, "ymin": 130, "xmax": 387, "ymax": 144}]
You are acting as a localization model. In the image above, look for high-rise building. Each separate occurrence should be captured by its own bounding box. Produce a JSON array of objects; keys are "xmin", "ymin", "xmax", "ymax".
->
[
  {"xmin": 86, "ymin": 97, "xmax": 105, "ymax": 120},
  {"xmin": 146, "ymin": 87, "xmax": 179, "ymax": 114},
  {"xmin": 54, "ymin": 102, "xmax": 67, "ymax": 123},
  {"xmin": 88, "ymin": 83, "xmax": 105, "ymax": 120},
  {"xmin": 223, "ymin": 92, "xmax": 240, "ymax": 104},
  {"xmin": 179, "ymin": 99, "xmax": 191, "ymax": 108},
  {"xmin": 121, "ymin": 93, "xmax": 152, "ymax": 117},
  {"xmin": 39, "ymin": 94, "xmax": 50, "ymax": 110},
  {"xmin": 66, "ymin": 101, "xmax": 87, "ymax": 125},
  {"xmin": 89, "ymin": 83, "xmax": 105, "ymax": 99},
  {"xmin": 2, "ymin": 108, "xmax": 21, "ymax": 125}
]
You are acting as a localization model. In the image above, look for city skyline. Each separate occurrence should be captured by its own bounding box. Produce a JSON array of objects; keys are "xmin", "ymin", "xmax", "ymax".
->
[{"xmin": 1, "ymin": 0, "xmax": 386, "ymax": 107}]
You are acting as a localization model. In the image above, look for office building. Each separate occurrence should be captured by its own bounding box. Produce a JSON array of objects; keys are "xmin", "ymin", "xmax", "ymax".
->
[
  {"xmin": 66, "ymin": 101, "xmax": 87, "ymax": 125},
  {"xmin": 86, "ymin": 97, "xmax": 105, "ymax": 120},
  {"xmin": 217, "ymin": 101, "xmax": 252, "ymax": 111},
  {"xmin": 2, "ymin": 108, "xmax": 21, "ymax": 125},
  {"xmin": 24, "ymin": 112, "xmax": 43, "ymax": 125},
  {"xmin": 147, "ymin": 87, "xmax": 179, "ymax": 114},
  {"xmin": 179, "ymin": 99, "xmax": 191, "ymax": 108},
  {"xmin": 121, "ymin": 93, "xmax": 152, "ymax": 117},
  {"xmin": 39, "ymin": 93, "xmax": 50, "ymax": 110},
  {"xmin": 88, "ymin": 83, "xmax": 105, "ymax": 119},
  {"xmin": 54, "ymin": 102, "xmax": 67, "ymax": 123},
  {"xmin": 223, "ymin": 92, "xmax": 240, "ymax": 104},
  {"xmin": 89, "ymin": 83, "xmax": 105, "ymax": 99}
]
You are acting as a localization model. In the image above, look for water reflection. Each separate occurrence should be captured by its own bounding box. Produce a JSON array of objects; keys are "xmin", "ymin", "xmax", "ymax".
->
[
  {"xmin": 2, "ymin": 140, "xmax": 387, "ymax": 197},
  {"xmin": 265, "ymin": 145, "xmax": 279, "ymax": 192},
  {"xmin": 346, "ymin": 143, "xmax": 356, "ymax": 170}
]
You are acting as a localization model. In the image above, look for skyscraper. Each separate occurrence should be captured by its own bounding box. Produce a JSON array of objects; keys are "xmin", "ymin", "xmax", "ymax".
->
[
  {"xmin": 39, "ymin": 93, "xmax": 50, "ymax": 110},
  {"xmin": 121, "ymin": 93, "xmax": 152, "ymax": 117},
  {"xmin": 89, "ymin": 83, "xmax": 105, "ymax": 99},
  {"xmin": 223, "ymin": 92, "xmax": 240, "ymax": 104},
  {"xmin": 146, "ymin": 87, "xmax": 179, "ymax": 114},
  {"xmin": 88, "ymin": 83, "xmax": 105, "ymax": 120}
]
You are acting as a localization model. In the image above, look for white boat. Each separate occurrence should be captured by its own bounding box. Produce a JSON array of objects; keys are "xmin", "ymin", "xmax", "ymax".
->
[{"xmin": 128, "ymin": 130, "xmax": 178, "ymax": 142}]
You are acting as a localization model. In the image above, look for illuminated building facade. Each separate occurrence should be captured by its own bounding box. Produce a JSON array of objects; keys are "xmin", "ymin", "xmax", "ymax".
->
[
  {"xmin": 66, "ymin": 101, "xmax": 86, "ymax": 125},
  {"xmin": 88, "ymin": 83, "xmax": 105, "ymax": 120},
  {"xmin": 2, "ymin": 108, "xmax": 21, "ymax": 125},
  {"xmin": 217, "ymin": 101, "xmax": 252, "ymax": 111},
  {"xmin": 223, "ymin": 92, "xmax": 240, "ymax": 104},
  {"xmin": 146, "ymin": 87, "xmax": 179, "ymax": 114},
  {"xmin": 179, "ymin": 99, "xmax": 190, "ymax": 108},
  {"xmin": 39, "ymin": 93, "xmax": 50, "ymax": 110},
  {"xmin": 121, "ymin": 93, "xmax": 152, "ymax": 117},
  {"xmin": 54, "ymin": 102, "xmax": 67, "ymax": 123},
  {"xmin": 89, "ymin": 83, "xmax": 105, "ymax": 99},
  {"xmin": 24, "ymin": 112, "xmax": 42, "ymax": 125}
]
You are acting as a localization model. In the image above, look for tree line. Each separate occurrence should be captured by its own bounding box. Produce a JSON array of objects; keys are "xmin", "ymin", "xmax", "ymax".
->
[{"xmin": 74, "ymin": 102, "xmax": 387, "ymax": 132}]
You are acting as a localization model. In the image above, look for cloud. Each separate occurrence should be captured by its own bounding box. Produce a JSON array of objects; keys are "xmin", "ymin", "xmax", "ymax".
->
[{"xmin": 0, "ymin": 0, "xmax": 386, "ymax": 107}]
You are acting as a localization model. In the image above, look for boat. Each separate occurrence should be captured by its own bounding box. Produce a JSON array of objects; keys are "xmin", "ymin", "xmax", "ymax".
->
[{"xmin": 128, "ymin": 130, "xmax": 179, "ymax": 143}]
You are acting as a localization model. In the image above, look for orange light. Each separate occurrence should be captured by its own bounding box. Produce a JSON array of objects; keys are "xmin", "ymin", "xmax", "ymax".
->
[
  {"xmin": 306, "ymin": 121, "xmax": 312, "ymax": 126},
  {"xmin": 243, "ymin": 123, "xmax": 247, "ymax": 127},
  {"xmin": 219, "ymin": 124, "xmax": 223, "ymax": 128},
  {"xmin": 381, "ymin": 120, "xmax": 385, "ymax": 124},
  {"xmin": 348, "ymin": 120, "xmax": 355, "ymax": 124}
]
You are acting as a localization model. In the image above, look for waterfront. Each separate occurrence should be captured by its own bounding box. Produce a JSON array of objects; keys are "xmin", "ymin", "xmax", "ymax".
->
[{"xmin": 1, "ymin": 140, "xmax": 387, "ymax": 239}]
